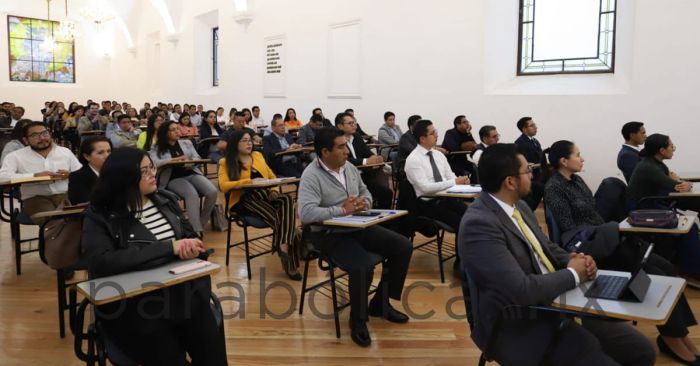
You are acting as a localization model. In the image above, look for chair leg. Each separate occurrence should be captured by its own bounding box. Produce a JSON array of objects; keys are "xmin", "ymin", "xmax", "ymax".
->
[
  {"xmin": 478, "ymin": 353, "xmax": 487, "ymax": 366},
  {"xmin": 437, "ymin": 229, "xmax": 445, "ymax": 284},
  {"xmin": 57, "ymin": 269, "xmax": 66, "ymax": 338},
  {"xmin": 328, "ymin": 261, "xmax": 341, "ymax": 339},
  {"xmin": 12, "ymin": 221, "xmax": 21, "ymax": 275},
  {"xmin": 243, "ymin": 224, "xmax": 252, "ymax": 280},
  {"xmin": 225, "ymin": 220, "xmax": 233, "ymax": 266},
  {"xmin": 299, "ymin": 258, "xmax": 311, "ymax": 315},
  {"xmin": 69, "ymin": 286, "xmax": 77, "ymax": 335}
]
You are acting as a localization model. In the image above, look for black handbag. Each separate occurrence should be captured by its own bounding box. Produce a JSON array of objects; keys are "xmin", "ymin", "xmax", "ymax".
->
[{"xmin": 627, "ymin": 209, "xmax": 678, "ymax": 229}]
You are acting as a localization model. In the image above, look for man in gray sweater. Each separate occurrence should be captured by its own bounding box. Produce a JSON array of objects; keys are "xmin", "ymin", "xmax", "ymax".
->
[{"xmin": 298, "ymin": 128, "xmax": 413, "ymax": 348}]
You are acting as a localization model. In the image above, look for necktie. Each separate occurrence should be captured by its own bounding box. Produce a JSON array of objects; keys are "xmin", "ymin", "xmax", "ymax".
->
[
  {"xmin": 427, "ymin": 151, "xmax": 442, "ymax": 182},
  {"xmin": 512, "ymin": 208, "xmax": 555, "ymax": 273},
  {"xmin": 347, "ymin": 142, "xmax": 356, "ymax": 159}
]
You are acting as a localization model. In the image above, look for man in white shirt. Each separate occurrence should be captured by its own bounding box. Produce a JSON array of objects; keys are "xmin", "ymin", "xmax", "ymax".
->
[
  {"xmin": 189, "ymin": 105, "xmax": 202, "ymax": 127},
  {"xmin": 470, "ymin": 125, "xmax": 500, "ymax": 167},
  {"xmin": 405, "ymin": 119, "xmax": 470, "ymax": 274},
  {"xmin": 250, "ymin": 106, "xmax": 265, "ymax": 130},
  {"xmin": 10, "ymin": 106, "xmax": 25, "ymax": 127},
  {"xmin": 0, "ymin": 122, "xmax": 82, "ymax": 223},
  {"xmin": 459, "ymin": 143, "xmax": 654, "ymax": 366}
]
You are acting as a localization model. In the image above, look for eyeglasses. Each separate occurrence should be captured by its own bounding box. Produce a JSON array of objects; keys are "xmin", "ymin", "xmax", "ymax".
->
[
  {"xmin": 344, "ymin": 121, "xmax": 357, "ymax": 126},
  {"xmin": 515, "ymin": 166, "xmax": 535, "ymax": 176},
  {"xmin": 27, "ymin": 130, "xmax": 51, "ymax": 139},
  {"xmin": 140, "ymin": 165, "xmax": 157, "ymax": 177}
]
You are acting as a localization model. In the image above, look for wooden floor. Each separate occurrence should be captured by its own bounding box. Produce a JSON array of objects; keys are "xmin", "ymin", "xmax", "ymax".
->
[{"xmin": 0, "ymin": 196, "xmax": 696, "ymax": 365}]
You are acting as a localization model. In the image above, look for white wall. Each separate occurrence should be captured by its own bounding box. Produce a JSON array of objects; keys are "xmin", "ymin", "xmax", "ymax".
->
[{"xmin": 3, "ymin": 0, "xmax": 700, "ymax": 188}]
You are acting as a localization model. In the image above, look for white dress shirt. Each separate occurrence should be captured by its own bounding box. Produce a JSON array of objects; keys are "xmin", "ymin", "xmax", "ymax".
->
[
  {"xmin": 319, "ymin": 159, "xmax": 347, "ymax": 190},
  {"xmin": 345, "ymin": 134, "xmax": 367, "ymax": 165},
  {"xmin": 488, "ymin": 194, "xmax": 580, "ymax": 285},
  {"xmin": 0, "ymin": 145, "xmax": 82, "ymax": 199},
  {"xmin": 623, "ymin": 143, "xmax": 641, "ymax": 151},
  {"xmin": 404, "ymin": 144, "xmax": 457, "ymax": 197}
]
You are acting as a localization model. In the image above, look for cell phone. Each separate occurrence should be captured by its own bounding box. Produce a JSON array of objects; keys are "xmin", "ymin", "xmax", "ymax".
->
[{"xmin": 351, "ymin": 211, "xmax": 381, "ymax": 217}]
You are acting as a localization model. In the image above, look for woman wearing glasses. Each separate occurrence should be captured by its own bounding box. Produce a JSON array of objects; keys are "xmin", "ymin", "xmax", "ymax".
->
[
  {"xmin": 218, "ymin": 129, "xmax": 301, "ymax": 280},
  {"xmin": 81, "ymin": 147, "xmax": 228, "ymax": 365}
]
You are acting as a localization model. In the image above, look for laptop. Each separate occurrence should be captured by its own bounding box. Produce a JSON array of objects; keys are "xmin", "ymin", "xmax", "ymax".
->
[{"xmin": 584, "ymin": 243, "xmax": 653, "ymax": 302}]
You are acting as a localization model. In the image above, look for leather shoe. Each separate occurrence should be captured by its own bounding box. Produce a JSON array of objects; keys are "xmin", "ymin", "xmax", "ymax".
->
[
  {"xmin": 368, "ymin": 302, "xmax": 409, "ymax": 323},
  {"xmin": 657, "ymin": 336, "xmax": 700, "ymax": 365},
  {"xmin": 349, "ymin": 319, "xmax": 371, "ymax": 347}
]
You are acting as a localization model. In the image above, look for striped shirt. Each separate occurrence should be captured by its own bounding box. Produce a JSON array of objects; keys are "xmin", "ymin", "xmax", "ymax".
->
[{"xmin": 137, "ymin": 199, "xmax": 176, "ymax": 241}]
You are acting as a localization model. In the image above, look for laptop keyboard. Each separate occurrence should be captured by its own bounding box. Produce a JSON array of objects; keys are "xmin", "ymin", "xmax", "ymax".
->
[{"xmin": 586, "ymin": 275, "xmax": 628, "ymax": 299}]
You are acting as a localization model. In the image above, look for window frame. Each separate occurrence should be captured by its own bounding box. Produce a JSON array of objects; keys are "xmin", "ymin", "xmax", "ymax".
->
[
  {"xmin": 7, "ymin": 14, "xmax": 76, "ymax": 83},
  {"xmin": 516, "ymin": 0, "xmax": 617, "ymax": 76},
  {"xmin": 212, "ymin": 26, "xmax": 219, "ymax": 87}
]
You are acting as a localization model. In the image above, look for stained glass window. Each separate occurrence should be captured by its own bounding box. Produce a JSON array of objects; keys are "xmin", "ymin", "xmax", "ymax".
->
[{"xmin": 7, "ymin": 15, "xmax": 75, "ymax": 83}]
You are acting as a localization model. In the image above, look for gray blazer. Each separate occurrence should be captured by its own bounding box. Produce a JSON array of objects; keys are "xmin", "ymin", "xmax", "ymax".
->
[
  {"xmin": 149, "ymin": 139, "xmax": 203, "ymax": 189},
  {"xmin": 458, "ymin": 193, "xmax": 576, "ymax": 357},
  {"xmin": 377, "ymin": 124, "xmax": 402, "ymax": 145}
]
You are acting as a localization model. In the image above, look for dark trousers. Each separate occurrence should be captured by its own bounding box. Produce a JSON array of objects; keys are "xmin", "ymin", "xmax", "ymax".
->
[
  {"xmin": 362, "ymin": 169, "xmax": 393, "ymax": 209},
  {"xmin": 97, "ymin": 277, "xmax": 228, "ymax": 366},
  {"xmin": 276, "ymin": 158, "xmax": 303, "ymax": 178},
  {"xmin": 315, "ymin": 225, "xmax": 413, "ymax": 322},
  {"xmin": 418, "ymin": 198, "xmax": 468, "ymax": 267}
]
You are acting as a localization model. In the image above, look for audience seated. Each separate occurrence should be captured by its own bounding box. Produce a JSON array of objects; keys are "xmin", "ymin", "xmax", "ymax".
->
[
  {"xmin": 298, "ymin": 114, "xmax": 323, "ymax": 145},
  {"xmin": 1, "ymin": 119, "xmax": 31, "ymax": 165},
  {"xmin": 10, "ymin": 106, "xmax": 25, "ymax": 127},
  {"xmin": 514, "ymin": 116, "xmax": 545, "ymax": 211},
  {"xmin": 262, "ymin": 115, "xmax": 304, "ymax": 178},
  {"xmin": 377, "ymin": 111, "xmax": 402, "ymax": 146},
  {"xmin": 81, "ymin": 147, "xmax": 227, "ymax": 365},
  {"xmin": 283, "ymin": 108, "xmax": 303, "ymax": 129},
  {"xmin": 397, "ymin": 114, "xmax": 422, "ymax": 174},
  {"xmin": 110, "ymin": 115, "xmax": 141, "ymax": 148},
  {"xmin": 0, "ymin": 122, "xmax": 82, "ymax": 223},
  {"xmin": 68, "ymin": 136, "xmax": 111, "ymax": 204},
  {"xmin": 216, "ymin": 112, "xmax": 260, "ymax": 157},
  {"xmin": 460, "ymin": 143, "xmax": 655, "ymax": 366},
  {"xmin": 150, "ymin": 121, "xmax": 218, "ymax": 235},
  {"xmin": 335, "ymin": 112, "xmax": 393, "ymax": 209},
  {"xmin": 344, "ymin": 108, "xmax": 373, "ymax": 141},
  {"xmin": 441, "ymin": 115, "xmax": 477, "ymax": 176},
  {"xmin": 78, "ymin": 102, "xmax": 108, "ymax": 134},
  {"xmin": 250, "ymin": 106, "xmax": 266, "ymax": 130},
  {"xmin": 617, "ymin": 121, "xmax": 646, "ymax": 183},
  {"xmin": 543, "ymin": 140, "xmax": 700, "ymax": 363},
  {"xmin": 188, "ymin": 105, "xmax": 203, "ymax": 127},
  {"xmin": 312, "ymin": 107, "xmax": 333, "ymax": 128},
  {"xmin": 178, "ymin": 113, "xmax": 199, "ymax": 138},
  {"xmin": 404, "ymin": 119, "xmax": 469, "ymax": 274},
  {"xmin": 218, "ymin": 129, "xmax": 300, "ymax": 280},
  {"xmin": 470, "ymin": 125, "xmax": 499, "ymax": 167},
  {"xmin": 298, "ymin": 127, "xmax": 412, "ymax": 347},
  {"xmin": 137, "ymin": 114, "xmax": 164, "ymax": 150}
]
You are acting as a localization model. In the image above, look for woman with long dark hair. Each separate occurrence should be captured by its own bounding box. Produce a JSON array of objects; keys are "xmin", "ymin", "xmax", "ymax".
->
[
  {"xmin": 137, "ymin": 114, "xmax": 164, "ymax": 151},
  {"xmin": 178, "ymin": 113, "xmax": 198, "ymax": 138},
  {"xmin": 82, "ymin": 147, "xmax": 227, "ymax": 365},
  {"xmin": 283, "ymin": 108, "xmax": 302, "ymax": 129},
  {"xmin": 218, "ymin": 129, "xmax": 300, "ymax": 280},
  {"xmin": 198, "ymin": 110, "xmax": 224, "ymax": 161},
  {"xmin": 150, "ymin": 121, "xmax": 218, "ymax": 235},
  {"xmin": 68, "ymin": 136, "xmax": 112, "ymax": 204}
]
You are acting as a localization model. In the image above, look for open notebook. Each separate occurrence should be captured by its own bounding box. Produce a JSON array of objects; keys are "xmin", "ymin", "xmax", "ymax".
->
[{"xmin": 446, "ymin": 184, "xmax": 482, "ymax": 194}]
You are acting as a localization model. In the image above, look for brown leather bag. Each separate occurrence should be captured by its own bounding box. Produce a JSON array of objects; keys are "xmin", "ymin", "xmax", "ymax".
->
[{"xmin": 44, "ymin": 216, "xmax": 83, "ymax": 270}]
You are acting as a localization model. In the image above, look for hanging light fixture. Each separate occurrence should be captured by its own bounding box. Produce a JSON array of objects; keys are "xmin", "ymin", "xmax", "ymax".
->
[
  {"xmin": 58, "ymin": 0, "xmax": 79, "ymax": 40},
  {"xmin": 40, "ymin": 0, "xmax": 57, "ymax": 52},
  {"xmin": 80, "ymin": 0, "xmax": 115, "ymax": 32}
]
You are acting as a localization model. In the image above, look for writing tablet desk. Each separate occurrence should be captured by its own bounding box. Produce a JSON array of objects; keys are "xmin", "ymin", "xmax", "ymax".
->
[
  {"xmin": 678, "ymin": 172, "xmax": 700, "ymax": 182},
  {"xmin": 76, "ymin": 259, "xmax": 221, "ymax": 306},
  {"xmin": 670, "ymin": 185, "xmax": 700, "ymax": 197},
  {"xmin": 434, "ymin": 190, "xmax": 480, "ymax": 199},
  {"xmin": 234, "ymin": 178, "xmax": 301, "ymax": 190},
  {"xmin": 356, "ymin": 162, "xmax": 391, "ymax": 170},
  {"xmin": 274, "ymin": 147, "xmax": 314, "ymax": 156},
  {"xmin": 79, "ymin": 130, "xmax": 105, "ymax": 136},
  {"xmin": 321, "ymin": 209, "xmax": 408, "ymax": 229},
  {"xmin": 619, "ymin": 213, "xmax": 696, "ymax": 234},
  {"xmin": 553, "ymin": 270, "xmax": 685, "ymax": 324},
  {"xmin": 0, "ymin": 175, "xmax": 65, "ymax": 222},
  {"xmin": 447, "ymin": 150, "xmax": 474, "ymax": 156},
  {"xmin": 157, "ymin": 158, "xmax": 212, "ymax": 169}
]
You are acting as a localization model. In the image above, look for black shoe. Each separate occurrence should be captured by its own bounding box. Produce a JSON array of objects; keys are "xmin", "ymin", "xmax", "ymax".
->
[
  {"xmin": 349, "ymin": 319, "xmax": 371, "ymax": 347},
  {"xmin": 657, "ymin": 336, "xmax": 700, "ymax": 365},
  {"xmin": 279, "ymin": 252, "xmax": 302, "ymax": 281},
  {"xmin": 368, "ymin": 302, "xmax": 409, "ymax": 324}
]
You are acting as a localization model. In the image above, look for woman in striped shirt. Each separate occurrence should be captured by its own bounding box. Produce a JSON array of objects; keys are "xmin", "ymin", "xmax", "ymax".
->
[{"xmin": 82, "ymin": 147, "xmax": 227, "ymax": 365}]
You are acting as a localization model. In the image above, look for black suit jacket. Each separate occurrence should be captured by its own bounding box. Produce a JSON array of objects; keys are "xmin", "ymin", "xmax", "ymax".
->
[
  {"xmin": 346, "ymin": 133, "xmax": 374, "ymax": 166},
  {"xmin": 68, "ymin": 165, "xmax": 98, "ymax": 204},
  {"xmin": 262, "ymin": 132, "xmax": 296, "ymax": 171},
  {"xmin": 514, "ymin": 134, "xmax": 543, "ymax": 164},
  {"xmin": 617, "ymin": 145, "xmax": 641, "ymax": 183},
  {"xmin": 459, "ymin": 193, "xmax": 575, "ymax": 357}
]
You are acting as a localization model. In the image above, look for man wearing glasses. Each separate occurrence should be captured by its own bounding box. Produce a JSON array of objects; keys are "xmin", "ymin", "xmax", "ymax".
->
[
  {"xmin": 0, "ymin": 121, "xmax": 82, "ymax": 223},
  {"xmin": 441, "ymin": 115, "xmax": 477, "ymax": 177}
]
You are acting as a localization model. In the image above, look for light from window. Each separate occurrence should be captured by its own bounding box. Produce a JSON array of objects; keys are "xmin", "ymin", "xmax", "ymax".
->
[
  {"xmin": 8, "ymin": 15, "xmax": 75, "ymax": 83},
  {"xmin": 213, "ymin": 27, "xmax": 219, "ymax": 86},
  {"xmin": 518, "ymin": 0, "xmax": 616, "ymax": 75}
]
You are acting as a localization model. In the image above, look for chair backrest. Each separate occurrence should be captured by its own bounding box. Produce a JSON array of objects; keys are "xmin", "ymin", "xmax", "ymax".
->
[
  {"xmin": 594, "ymin": 177, "xmax": 629, "ymax": 221},
  {"xmin": 544, "ymin": 205, "xmax": 562, "ymax": 244}
]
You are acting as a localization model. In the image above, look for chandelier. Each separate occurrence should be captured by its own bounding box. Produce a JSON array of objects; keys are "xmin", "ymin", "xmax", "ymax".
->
[
  {"xmin": 39, "ymin": 0, "xmax": 57, "ymax": 52},
  {"xmin": 58, "ymin": 0, "xmax": 79, "ymax": 40},
  {"xmin": 80, "ymin": 0, "xmax": 115, "ymax": 31}
]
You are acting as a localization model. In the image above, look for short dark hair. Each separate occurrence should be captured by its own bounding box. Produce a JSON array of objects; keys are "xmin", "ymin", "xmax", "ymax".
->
[
  {"xmin": 384, "ymin": 111, "xmax": 395, "ymax": 121},
  {"xmin": 24, "ymin": 121, "xmax": 47, "ymax": 137},
  {"xmin": 310, "ymin": 114, "xmax": 323, "ymax": 123},
  {"xmin": 621, "ymin": 121, "xmax": 644, "ymax": 140},
  {"xmin": 88, "ymin": 102, "xmax": 99, "ymax": 109},
  {"xmin": 478, "ymin": 144, "xmax": 524, "ymax": 194},
  {"xmin": 478, "ymin": 125, "xmax": 496, "ymax": 141},
  {"xmin": 335, "ymin": 112, "xmax": 353, "ymax": 127},
  {"xmin": 412, "ymin": 120, "xmax": 433, "ymax": 140},
  {"xmin": 312, "ymin": 107, "xmax": 322, "ymax": 115},
  {"xmin": 78, "ymin": 136, "xmax": 112, "ymax": 165},
  {"xmin": 517, "ymin": 117, "xmax": 533, "ymax": 131},
  {"xmin": 271, "ymin": 116, "xmax": 283, "ymax": 127},
  {"xmin": 11, "ymin": 119, "xmax": 32, "ymax": 140},
  {"xmin": 233, "ymin": 111, "xmax": 246, "ymax": 119},
  {"xmin": 453, "ymin": 115, "xmax": 466, "ymax": 127},
  {"xmin": 344, "ymin": 108, "xmax": 354, "ymax": 113},
  {"xmin": 117, "ymin": 114, "xmax": 131, "ymax": 124},
  {"xmin": 314, "ymin": 127, "xmax": 344, "ymax": 157},
  {"xmin": 407, "ymin": 115, "xmax": 422, "ymax": 129},
  {"xmin": 252, "ymin": 106, "xmax": 260, "ymax": 111}
]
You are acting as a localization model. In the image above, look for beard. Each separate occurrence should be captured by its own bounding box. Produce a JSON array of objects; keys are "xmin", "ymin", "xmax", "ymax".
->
[{"xmin": 30, "ymin": 140, "xmax": 52, "ymax": 152}]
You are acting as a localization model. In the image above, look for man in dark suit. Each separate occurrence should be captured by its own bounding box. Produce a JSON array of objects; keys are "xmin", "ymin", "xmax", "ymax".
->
[
  {"xmin": 459, "ymin": 143, "xmax": 655, "ymax": 366},
  {"xmin": 514, "ymin": 117, "xmax": 544, "ymax": 211},
  {"xmin": 441, "ymin": 115, "xmax": 477, "ymax": 176},
  {"xmin": 336, "ymin": 112, "xmax": 392, "ymax": 209},
  {"xmin": 262, "ymin": 115, "xmax": 303, "ymax": 178},
  {"xmin": 617, "ymin": 121, "xmax": 646, "ymax": 183}
]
